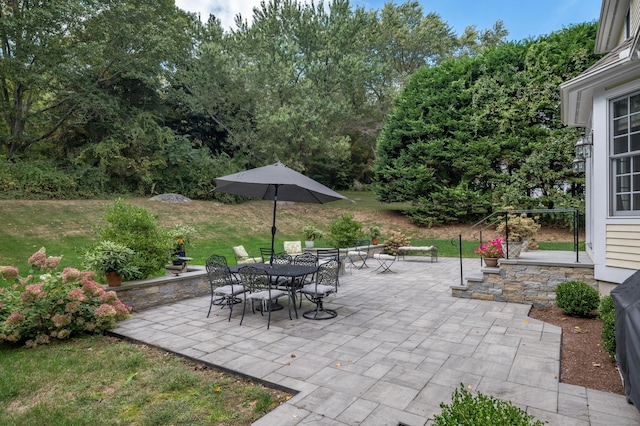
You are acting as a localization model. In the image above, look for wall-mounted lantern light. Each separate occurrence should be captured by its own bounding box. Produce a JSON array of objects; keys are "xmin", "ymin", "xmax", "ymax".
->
[{"xmin": 573, "ymin": 131, "xmax": 593, "ymax": 173}]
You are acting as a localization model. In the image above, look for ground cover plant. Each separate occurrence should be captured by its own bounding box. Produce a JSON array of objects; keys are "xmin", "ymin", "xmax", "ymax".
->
[{"xmin": 0, "ymin": 335, "xmax": 289, "ymax": 425}]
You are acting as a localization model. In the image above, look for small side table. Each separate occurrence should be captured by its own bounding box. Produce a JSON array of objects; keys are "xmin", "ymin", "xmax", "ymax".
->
[{"xmin": 165, "ymin": 256, "xmax": 193, "ymax": 274}]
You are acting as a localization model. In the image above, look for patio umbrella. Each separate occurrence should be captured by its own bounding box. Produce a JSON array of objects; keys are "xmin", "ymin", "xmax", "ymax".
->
[{"xmin": 214, "ymin": 162, "xmax": 346, "ymax": 264}]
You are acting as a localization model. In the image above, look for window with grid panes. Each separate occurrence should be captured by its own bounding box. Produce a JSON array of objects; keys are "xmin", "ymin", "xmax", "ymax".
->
[{"xmin": 612, "ymin": 92, "xmax": 640, "ymax": 215}]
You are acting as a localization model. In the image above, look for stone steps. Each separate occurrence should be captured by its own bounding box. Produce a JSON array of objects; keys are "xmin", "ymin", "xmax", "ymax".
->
[{"xmin": 451, "ymin": 261, "xmax": 595, "ymax": 306}]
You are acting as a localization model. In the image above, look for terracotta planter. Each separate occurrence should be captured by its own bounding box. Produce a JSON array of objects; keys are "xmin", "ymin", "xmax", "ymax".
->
[
  {"xmin": 483, "ymin": 257, "xmax": 499, "ymax": 268},
  {"xmin": 105, "ymin": 271, "xmax": 123, "ymax": 287},
  {"xmin": 372, "ymin": 238, "xmax": 379, "ymax": 245}
]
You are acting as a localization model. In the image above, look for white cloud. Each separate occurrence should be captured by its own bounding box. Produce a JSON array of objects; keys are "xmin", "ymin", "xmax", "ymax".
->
[
  {"xmin": 175, "ymin": 0, "xmax": 318, "ymax": 30},
  {"xmin": 175, "ymin": 0, "xmax": 261, "ymax": 30},
  {"xmin": 175, "ymin": 0, "xmax": 321, "ymax": 31}
]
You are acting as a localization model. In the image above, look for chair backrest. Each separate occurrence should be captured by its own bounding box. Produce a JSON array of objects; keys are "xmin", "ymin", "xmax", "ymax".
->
[
  {"xmin": 238, "ymin": 265, "xmax": 270, "ymax": 292},
  {"xmin": 316, "ymin": 248, "xmax": 339, "ymax": 259},
  {"xmin": 232, "ymin": 245, "xmax": 250, "ymax": 260},
  {"xmin": 317, "ymin": 248, "xmax": 340, "ymax": 262},
  {"xmin": 284, "ymin": 241, "xmax": 302, "ymax": 255},
  {"xmin": 316, "ymin": 259, "xmax": 339, "ymax": 291},
  {"xmin": 260, "ymin": 248, "xmax": 273, "ymax": 263},
  {"xmin": 205, "ymin": 254, "xmax": 233, "ymax": 287},
  {"xmin": 271, "ymin": 252, "xmax": 292, "ymax": 265},
  {"xmin": 294, "ymin": 252, "xmax": 318, "ymax": 266},
  {"xmin": 355, "ymin": 239, "xmax": 371, "ymax": 249},
  {"xmin": 206, "ymin": 254, "xmax": 228, "ymax": 272}
]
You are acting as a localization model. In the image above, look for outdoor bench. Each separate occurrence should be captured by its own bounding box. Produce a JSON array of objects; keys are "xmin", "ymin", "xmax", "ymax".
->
[{"xmin": 398, "ymin": 246, "xmax": 438, "ymax": 262}]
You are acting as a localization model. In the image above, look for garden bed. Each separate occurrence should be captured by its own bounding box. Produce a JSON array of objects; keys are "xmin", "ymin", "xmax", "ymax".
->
[{"xmin": 529, "ymin": 306, "xmax": 623, "ymax": 395}]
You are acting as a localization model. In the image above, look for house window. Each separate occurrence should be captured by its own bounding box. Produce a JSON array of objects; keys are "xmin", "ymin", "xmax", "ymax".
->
[
  {"xmin": 626, "ymin": 9, "xmax": 631, "ymax": 39},
  {"xmin": 612, "ymin": 93, "xmax": 640, "ymax": 215}
]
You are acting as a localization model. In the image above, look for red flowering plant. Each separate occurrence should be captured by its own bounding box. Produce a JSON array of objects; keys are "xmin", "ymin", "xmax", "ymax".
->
[
  {"xmin": 474, "ymin": 238, "xmax": 505, "ymax": 258},
  {"xmin": 0, "ymin": 247, "xmax": 131, "ymax": 347}
]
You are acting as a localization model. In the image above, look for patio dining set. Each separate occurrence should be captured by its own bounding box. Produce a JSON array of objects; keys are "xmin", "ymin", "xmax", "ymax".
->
[
  {"xmin": 206, "ymin": 250, "xmax": 342, "ymax": 329},
  {"xmin": 206, "ymin": 240, "xmax": 415, "ymax": 329}
]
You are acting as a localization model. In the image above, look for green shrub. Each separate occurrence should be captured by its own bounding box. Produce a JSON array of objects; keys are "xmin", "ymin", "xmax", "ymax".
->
[
  {"xmin": 434, "ymin": 384, "xmax": 543, "ymax": 426},
  {"xmin": 328, "ymin": 213, "xmax": 363, "ymax": 247},
  {"xmin": 95, "ymin": 199, "xmax": 174, "ymax": 279},
  {"xmin": 0, "ymin": 159, "xmax": 79, "ymax": 199},
  {"xmin": 303, "ymin": 225, "xmax": 324, "ymax": 241},
  {"xmin": 555, "ymin": 280, "xmax": 600, "ymax": 317},
  {"xmin": 599, "ymin": 295, "xmax": 616, "ymax": 358}
]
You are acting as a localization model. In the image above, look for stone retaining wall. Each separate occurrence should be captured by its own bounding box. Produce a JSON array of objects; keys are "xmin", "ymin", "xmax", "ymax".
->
[
  {"xmin": 110, "ymin": 267, "xmax": 208, "ymax": 312},
  {"xmin": 451, "ymin": 262, "xmax": 596, "ymax": 307}
]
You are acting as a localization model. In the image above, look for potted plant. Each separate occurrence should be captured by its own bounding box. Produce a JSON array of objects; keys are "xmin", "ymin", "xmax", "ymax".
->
[
  {"xmin": 303, "ymin": 225, "xmax": 324, "ymax": 248},
  {"xmin": 368, "ymin": 225, "xmax": 382, "ymax": 245},
  {"xmin": 169, "ymin": 224, "xmax": 196, "ymax": 265},
  {"xmin": 83, "ymin": 240, "xmax": 139, "ymax": 287},
  {"xmin": 495, "ymin": 209, "xmax": 540, "ymax": 258},
  {"xmin": 474, "ymin": 237, "xmax": 504, "ymax": 267}
]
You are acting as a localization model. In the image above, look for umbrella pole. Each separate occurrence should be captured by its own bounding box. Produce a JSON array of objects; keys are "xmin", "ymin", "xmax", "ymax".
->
[{"xmin": 270, "ymin": 185, "xmax": 279, "ymax": 266}]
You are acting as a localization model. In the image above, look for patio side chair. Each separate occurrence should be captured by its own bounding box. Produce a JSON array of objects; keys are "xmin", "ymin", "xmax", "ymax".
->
[
  {"xmin": 346, "ymin": 239, "xmax": 371, "ymax": 271},
  {"xmin": 271, "ymin": 252, "xmax": 293, "ymax": 265},
  {"xmin": 260, "ymin": 247, "xmax": 273, "ymax": 263},
  {"xmin": 300, "ymin": 259, "xmax": 339, "ymax": 320},
  {"xmin": 372, "ymin": 252, "xmax": 397, "ymax": 273},
  {"xmin": 269, "ymin": 251, "xmax": 293, "ymax": 286},
  {"xmin": 205, "ymin": 254, "xmax": 245, "ymax": 321},
  {"xmin": 232, "ymin": 245, "xmax": 262, "ymax": 264},
  {"xmin": 239, "ymin": 265, "xmax": 292, "ymax": 329},
  {"xmin": 316, "ymin": 248, "xmax": 342, "ymax": 285},
  {"xmin": 294, "ymin": 252, "xmax": 318, "ymax": 266},
  {"xmin": 293, "ymin": 252, "xmax": 319, "ymax": 306},
  {"xmin": 283, "ymin": 241, "xmax": 303, "ymax": 256},
  {"xmin": 316, "ymin": 248, "xmax": 340, "ymax": 263}
]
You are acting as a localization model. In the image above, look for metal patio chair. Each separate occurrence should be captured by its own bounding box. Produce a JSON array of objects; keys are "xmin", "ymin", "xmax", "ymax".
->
[
  {"xmin": 205, "ymin": 254, "xmax": 245, "ymax": 321},
  {"xmin": 300, "ymin": 259, "xmax": 339, "ymax": 320},
  {"xmin": 239, "ymin": 265, "xmax": 292, "ymax": 329}
]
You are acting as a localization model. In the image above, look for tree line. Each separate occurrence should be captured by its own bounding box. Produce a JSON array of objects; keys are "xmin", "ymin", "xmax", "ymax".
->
[
  {"xmin": 0, "ymin": 0, "xmax": 507, "ymax": 198},
  {"xmin": 0, "ymin": 0, "xmax": 600, "ymax": 226},
  {"xmin": 373, "ymin": 22, "xmax": 600, "ymax": 225}
]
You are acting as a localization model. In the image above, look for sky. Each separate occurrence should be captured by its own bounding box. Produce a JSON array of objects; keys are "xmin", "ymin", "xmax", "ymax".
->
[{"xmin": 174, "ymin": 0, "xmax": 603, "ymax": 42}]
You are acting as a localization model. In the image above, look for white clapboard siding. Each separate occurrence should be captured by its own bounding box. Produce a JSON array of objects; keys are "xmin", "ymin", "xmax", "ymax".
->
[{"xmin": 606, "ymin": 224, "xmax": 640, "ymax": 269}]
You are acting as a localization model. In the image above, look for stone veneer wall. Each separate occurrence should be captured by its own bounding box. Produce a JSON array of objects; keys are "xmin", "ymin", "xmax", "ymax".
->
[
  {"xmin": 110, "ymin": 267, "xmax": 208, "ymax": 312},
  {"xmin": 451, "ymin": 262, "xmax": 596, "ymax": 307}
]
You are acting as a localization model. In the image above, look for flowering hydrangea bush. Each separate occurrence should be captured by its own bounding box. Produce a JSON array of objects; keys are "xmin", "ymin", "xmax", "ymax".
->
[
  {"xmin": 0, "ymin": 247, "xmax": 131, "ymax": 347},
  {"xmin": 474, "ymin": 238, "xmax": 505, "ymax": 258},
  {"xmin": 383, "ymin": 231, "xmax": 411, "ymax": 256}
]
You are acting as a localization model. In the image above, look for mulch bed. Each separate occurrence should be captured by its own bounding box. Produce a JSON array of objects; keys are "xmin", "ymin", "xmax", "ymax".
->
[{"xmin": 529, "ymin": 306, "xmax": 624, "ymax": 395}]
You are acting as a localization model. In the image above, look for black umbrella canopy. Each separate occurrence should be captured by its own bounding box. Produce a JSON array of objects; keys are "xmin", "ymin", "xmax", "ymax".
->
[{"xmin": 214, "ymin": 162, "xmax": 346, "ymax": 262}]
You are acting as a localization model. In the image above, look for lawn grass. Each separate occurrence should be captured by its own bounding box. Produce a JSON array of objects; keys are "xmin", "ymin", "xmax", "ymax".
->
[
  {"xmin": 0, "ymin": 335, "xmax": 290, "ymax": 426},
  {"xmin": 0, "ymin": 193, "xmax": 576, "ymax": 276}
]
